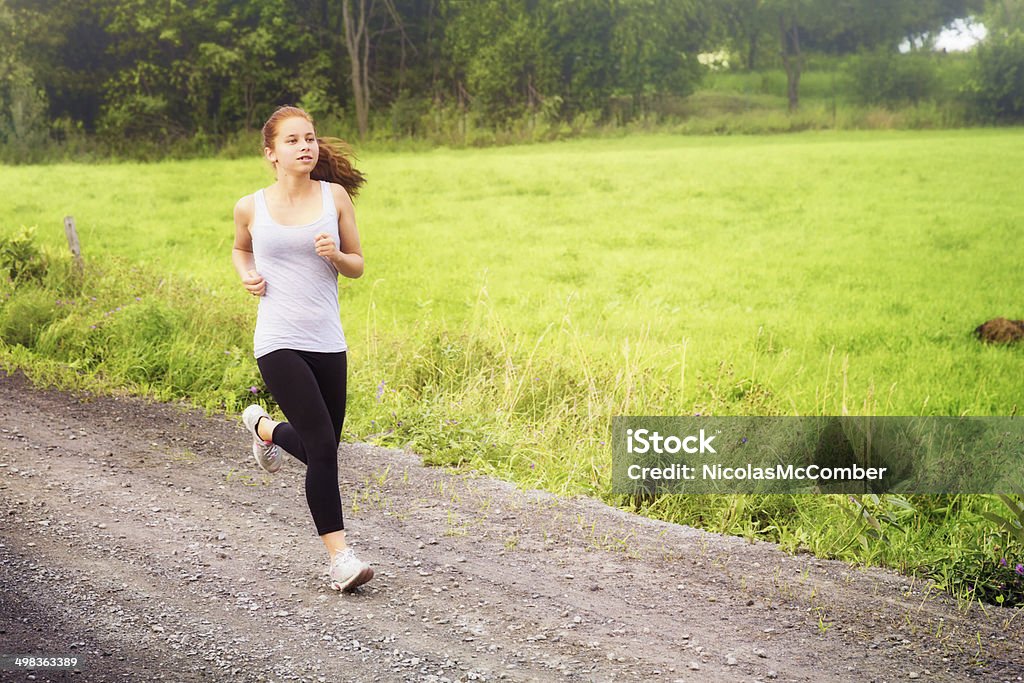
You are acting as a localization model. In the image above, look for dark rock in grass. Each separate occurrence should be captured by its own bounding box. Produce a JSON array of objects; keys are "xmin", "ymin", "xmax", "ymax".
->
[{"xmin": 974, "ymin": 318, "xmax": 1024, "ymax": 344}]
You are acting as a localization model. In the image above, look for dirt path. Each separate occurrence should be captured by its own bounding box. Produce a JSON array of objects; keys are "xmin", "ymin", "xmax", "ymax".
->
[{"xmin": 0, "ymin": 369, "xmax": 1021, "ymax": 683}]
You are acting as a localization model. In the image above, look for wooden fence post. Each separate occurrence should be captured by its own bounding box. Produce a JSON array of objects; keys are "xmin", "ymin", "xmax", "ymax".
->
[{"xmin": 63, "ymin": 215, "xmax": 84, "ymax": 273}]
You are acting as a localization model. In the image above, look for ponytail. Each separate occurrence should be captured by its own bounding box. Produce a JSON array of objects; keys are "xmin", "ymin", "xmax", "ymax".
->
[{"xmin": 312, "ymin": 137, "xmax": 366, "ymax": 199}]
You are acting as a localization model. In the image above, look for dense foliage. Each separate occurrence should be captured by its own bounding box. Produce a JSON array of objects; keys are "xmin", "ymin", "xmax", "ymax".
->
[
  {"xmin": 3, "ymin": 0, "xmax": 1024, "ymax": 158},
  {"xmin": 967, "ymin": 29, "xmax": 1024, "ymax": 119}
]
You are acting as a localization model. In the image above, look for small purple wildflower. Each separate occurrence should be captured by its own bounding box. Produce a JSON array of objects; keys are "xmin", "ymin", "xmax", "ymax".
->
[
  {"xmin": 249, "ymin": 386, "xmax": 259, "ymax": 395},
  {"xmin": 376, "ymin": 380, "xmax": 386, "ymax": 402},
  {"xmin": 1016, "ymin": 564, "xmax": 1024, "ymax": 576},
  {"xmin": 530, "ymin": 463, "xmax": 535, "ymax": 469},
  {"xmin": 135, "ymin": 297, "xmax": 141, "ymax": 301},
  {"xmin": 741, "ymin": 437, "xmax": 748, "ymax": 444},
  {"xmin": 90, "ymin": 325, "xmax": 97, "ymax": 329},
  {"xmin": 1001, "ymin": 557, "xmax": 1008, "ymax": 567}
]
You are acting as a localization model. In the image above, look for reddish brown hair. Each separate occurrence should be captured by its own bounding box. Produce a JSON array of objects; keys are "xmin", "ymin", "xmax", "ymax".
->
[{"xmin": 261, "ymin": 105, "xmax": 366, "ymax": 198}]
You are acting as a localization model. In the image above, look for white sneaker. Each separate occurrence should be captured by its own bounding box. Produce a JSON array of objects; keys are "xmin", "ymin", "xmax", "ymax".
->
[
  {"xmin": 328, "ymin": 548, "xmax": 374, "ymax": 592},
  {"xmin": 242, "ymin": 404, "xmax": 282, "ymax": 473}
]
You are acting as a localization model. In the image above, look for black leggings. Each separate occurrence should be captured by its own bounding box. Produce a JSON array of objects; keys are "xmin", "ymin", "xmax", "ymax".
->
[{"xmin": 256, "ymin": 349, "xmax": 347, "ymax": 536}]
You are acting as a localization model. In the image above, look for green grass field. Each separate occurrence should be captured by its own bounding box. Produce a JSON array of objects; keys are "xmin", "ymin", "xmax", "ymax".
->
[
  {"xmin": 3, "ymin": 128, "xmax": 1024, "ymax": 604},
  {"xmin": 5, "ymin": 129, "xmax": 1023, "ymax": 413}
]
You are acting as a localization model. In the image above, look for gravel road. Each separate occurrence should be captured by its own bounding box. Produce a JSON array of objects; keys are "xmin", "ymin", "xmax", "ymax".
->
[{"xmin": 1, "ymin": 369, "xmax": 1022, "ymax": 683}]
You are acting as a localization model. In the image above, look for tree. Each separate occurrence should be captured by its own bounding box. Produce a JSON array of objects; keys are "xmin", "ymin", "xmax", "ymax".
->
[
  {"xmin": 968, "ymin": 28, "xmax": 1024, "ymax": 120},
  {"xmin": 759, "ymin": 0, "xmax": 984, "ymax": 111},
  {"xmin": 341, "ymin": 0, "xmax": 408, "ymax": 138},
  {"xmin": 760, "ymin": 0, "xmax": 818, "ymax": 111},
  {"xmin": 341, "ymin": 0, "xmax": 371, "ymax": 137},
  {"xmin": 0, "ymin": 0, "xmax": 115, "ymax": 136},
  {"xmin": 544, "ymin": 0, "xmax": 618, "ymax": 116},
  {"xmin": 897, "ymin": 0, "xmax": 986, "ymax": 50},
  {"xmin": 985, "ymin": 0, "xmax": 1024, "ymax": 33},
  {"xmin": 99, "ymin": 0, "xmax": 313, "ymax": 139},
  {"xmin": 443, "ymin": 0, "xmax": 709, "ymax": 126},
  {"xmin": 610, "ymin": 0, "xmax": 707, "ymax": 111},
  {"xmin": 441, "ymin": 0, "xmax": 557, "ymax": 126},
  {"xmin": 714, "ymin": 0, "xmax": 773, "ymax": 70}
]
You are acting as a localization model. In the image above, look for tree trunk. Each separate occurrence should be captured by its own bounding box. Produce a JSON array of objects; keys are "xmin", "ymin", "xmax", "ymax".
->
[
  {"xmin": 778, "ymin": 13, "xmax": 802, "ymax": 112},
  {"xmin": 342, "ymin": 0, "xmax": 370, "ymax": 138},
  {"xmin": 244, "ymin": 81, "xmax": 255, "ymax": 131},
  {"xmin": 785, "ymin": 62, "xmax": 801, "ymax": 112}
]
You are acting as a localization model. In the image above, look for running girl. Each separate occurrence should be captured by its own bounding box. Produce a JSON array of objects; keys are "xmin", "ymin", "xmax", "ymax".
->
[{"xmin": 231, "ymin": 105, "xmax": 373, "ymax": 592}]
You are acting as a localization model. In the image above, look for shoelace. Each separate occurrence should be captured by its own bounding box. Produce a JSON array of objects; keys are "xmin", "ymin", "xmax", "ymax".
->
[{"xmin": 331, "ymin": 550, "xmax": 362, "ymax": 575}]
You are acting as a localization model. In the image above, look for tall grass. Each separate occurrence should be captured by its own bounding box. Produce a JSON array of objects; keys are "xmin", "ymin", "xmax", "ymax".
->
[{"xmin": 2, "ymin": 129, "xmax": 1023, "ymax": 605}]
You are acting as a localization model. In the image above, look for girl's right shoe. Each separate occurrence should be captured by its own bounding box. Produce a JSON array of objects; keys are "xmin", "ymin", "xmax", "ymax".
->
[
  {"xmin": 328, "ymin": 548, "xmax": 374, "ymax": 592},
  {"xmin": 242, "ymin": 404, "xmax": 282, "ymax": 473}
]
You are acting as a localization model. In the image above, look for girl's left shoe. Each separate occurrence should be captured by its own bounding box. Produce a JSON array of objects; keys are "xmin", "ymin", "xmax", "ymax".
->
[{"xmin": 242, "ymin": 404, "xmax": 283, "ymax": 473}]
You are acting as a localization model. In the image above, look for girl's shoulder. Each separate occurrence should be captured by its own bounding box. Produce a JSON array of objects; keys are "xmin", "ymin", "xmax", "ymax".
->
[
  {"xmin": 326, "ymin": 181, "xmax": 353, "ymax": 212},
  {"xmin": 233, "ymin": 192, "xmax": 258, "ymax": 223}
]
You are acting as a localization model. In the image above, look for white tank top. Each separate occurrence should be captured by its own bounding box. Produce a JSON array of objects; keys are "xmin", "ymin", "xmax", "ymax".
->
[{"xmin": 250, "ymin": 180, "xmax": 348, "ymax": 359}]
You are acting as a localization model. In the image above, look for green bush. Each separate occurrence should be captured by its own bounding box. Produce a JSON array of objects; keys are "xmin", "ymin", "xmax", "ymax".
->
[
  {"xmin": 940, "ymin": 518, "xmax": 1024, "ymax": 607},
  {"xmin": 0, "ymin": 288, "xmax": 66, "ymax": 348},
  {"xmin": 0, "ymin": 227, "xmax": 48, "ymax": 285},
  {"xmin": 966, "ymin": 31, "xmax": 1024, "ymax": 121},
  {"xmin": 844, "ymin": 49, "xmax": 939, "ymax": 106}
]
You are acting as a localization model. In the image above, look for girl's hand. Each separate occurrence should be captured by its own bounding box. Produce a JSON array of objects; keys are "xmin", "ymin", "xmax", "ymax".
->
[
  {"xmin": 314, "ymin": 232, "xmax": 340, "ymax": 260},
  {"xmin": 242, "ymin": 269, "xmax": 266, "ymax": 297}
]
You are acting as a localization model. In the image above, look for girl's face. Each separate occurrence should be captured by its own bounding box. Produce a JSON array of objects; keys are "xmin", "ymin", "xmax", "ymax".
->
[{"xmin": 265, "ymin": 116, "xmax": 319, "ymax": 175}]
